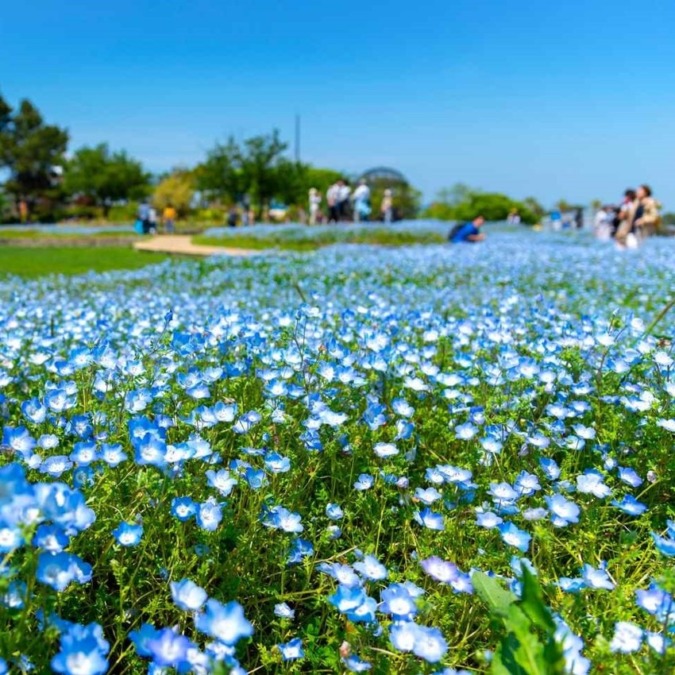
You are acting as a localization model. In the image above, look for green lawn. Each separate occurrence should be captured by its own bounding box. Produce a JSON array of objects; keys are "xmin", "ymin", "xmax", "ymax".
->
[
  {"xmin": 194, "ymin": 227, "xmax": 446, "ymax": 251},
  {"xmin": 0, "ymin": 246, "xmax": 169, "ymax": 278}
]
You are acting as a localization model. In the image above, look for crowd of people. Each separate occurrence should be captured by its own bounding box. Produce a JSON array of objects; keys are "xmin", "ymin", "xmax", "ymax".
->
[
  {"xmin": 594, "ymin": 185, "xmax": 661, "ymax": 249},
  {"xmin": 312, "ymin": 180, "xmax": 394, "ymax": 225}
]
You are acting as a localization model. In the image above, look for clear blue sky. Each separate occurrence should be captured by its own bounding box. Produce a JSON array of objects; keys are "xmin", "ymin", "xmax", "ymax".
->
[{"xmin": 1, "ymin": 0, "xmax": 674, "ymax": 208}]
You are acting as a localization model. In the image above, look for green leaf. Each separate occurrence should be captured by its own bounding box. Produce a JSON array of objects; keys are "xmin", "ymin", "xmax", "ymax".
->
[
  {"xmin": 520, "ymin": 565, "xmax": 556, "ymax": 633},
  {"xmin": 473, "ymin": 572, "xmax": 517, "ymax": 617}
]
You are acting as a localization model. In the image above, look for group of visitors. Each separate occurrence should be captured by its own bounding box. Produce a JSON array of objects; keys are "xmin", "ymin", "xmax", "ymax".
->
[
  {"xmin": 312, "ymin": 180, "xmax": 394, "ymax": 225},
  {"xmin": 593, "ymin": 185, "xmax": 661, "ymax": 248},
  {"xmin": 136, "ymin": 202, "xmax": 176, "ymax": 234}
]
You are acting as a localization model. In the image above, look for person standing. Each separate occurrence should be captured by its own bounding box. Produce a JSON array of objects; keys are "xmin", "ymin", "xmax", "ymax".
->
[
  {"xmin": 163, "ymin": 204, "xmax": 177, "ymax": 234},
  {"xmin": 337, "ymin": 179, "xmax": 351, "ymax": 222},
  {"xmin": 326, "ymin": 182, "xmax": 340, "ymax": 223},
  {"xmin": 381, "ymin": 189, "xmax": 393, "ymax": 224},
  {"xmin": 352, "ymin": 180, "xmax": 371, "ymax": 223},
  {"xmin": 633, "ymin": 184, "xmax": 661, "ymax": 239},
  {"xmin": 308, "ymin": 188, "xmax": 322, "ymax": 225}
]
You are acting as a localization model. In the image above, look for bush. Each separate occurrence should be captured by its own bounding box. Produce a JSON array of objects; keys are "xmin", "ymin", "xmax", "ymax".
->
[{"xmin": 107, "ymin": 202, "xmax": 139, "ymax": 223}]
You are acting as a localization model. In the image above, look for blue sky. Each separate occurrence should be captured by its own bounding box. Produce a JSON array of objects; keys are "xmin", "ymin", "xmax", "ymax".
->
[{"xmin": 1, "ymin": 0, "xmax": 674, "ymax": 207}]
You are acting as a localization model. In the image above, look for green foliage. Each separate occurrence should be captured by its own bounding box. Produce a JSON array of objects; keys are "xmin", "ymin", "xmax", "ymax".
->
[
  {"xmin": 0, "ymin": 246, "xmax": 167, "ymax": 278},
  {"xmin": 153, "ymin": 169, "xmax": 195, "ymax": 217},
  {"xmin": 194, "ymin": 225, "xmax": 445, "ymax": 251},
  {"xmin": 662, "ymin": 212, "xmax": 675, "ymax": 225},
  {"xmin": 107, "ymin": 201, "xmax": 140, "ymax": 223},
  {"xmin": 425, "ymin": 183, "xmax": 542, "ymax": 224},
  {"xmin": 474, "ymin": 568, "xmax": 566, "ymax": 674},
  {"xmin": 63, "ymin": 143, "xmax": 151, "ymax": 213},
  {"xmin": 0, "ymin": 95, "xmax": 69, "ymax": 218}
]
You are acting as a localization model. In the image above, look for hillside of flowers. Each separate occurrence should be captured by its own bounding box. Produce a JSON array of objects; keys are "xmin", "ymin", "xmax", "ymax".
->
[{"xmin": 1, "ymin": 229, "xmax": 674, "ymax": 674}]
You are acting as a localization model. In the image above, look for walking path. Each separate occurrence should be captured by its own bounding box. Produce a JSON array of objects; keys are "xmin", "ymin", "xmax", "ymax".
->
[{"xmin": 134, "ymin": 235, "xmax": 258, "ymax": 257}]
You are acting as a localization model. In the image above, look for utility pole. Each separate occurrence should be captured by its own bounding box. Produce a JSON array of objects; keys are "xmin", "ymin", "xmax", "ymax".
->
[{"xmin": 294, "ymin": 114, "xmax": 301, "ymax": 164}]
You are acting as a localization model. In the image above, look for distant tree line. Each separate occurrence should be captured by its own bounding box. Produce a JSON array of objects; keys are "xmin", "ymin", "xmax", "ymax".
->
[
  {"xmin": 424, "ymin": 184, "xmax": 545, "ymax": 225},
  {"xmin": 0, "ymin": 94, "xmax": 551, "ymax": 225}
]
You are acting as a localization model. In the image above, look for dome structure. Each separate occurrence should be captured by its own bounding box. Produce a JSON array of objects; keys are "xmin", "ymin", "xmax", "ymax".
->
[{"xmin": 358, "ymin": 167, "xmax": 408, "ymax": 185}]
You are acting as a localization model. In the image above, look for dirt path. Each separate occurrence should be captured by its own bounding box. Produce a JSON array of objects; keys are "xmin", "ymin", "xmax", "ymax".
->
[{"xmin": 133, "ymin": 234, "xmax": 258, "ymax": 257}]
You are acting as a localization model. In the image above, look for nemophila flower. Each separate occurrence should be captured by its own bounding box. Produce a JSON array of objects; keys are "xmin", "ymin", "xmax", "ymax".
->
[
  {"xmin": 37, "ymin": 552, "xmax": 92, "ymax": 591},
  {"xmin": 558, "ymin": 576, "xmax": 586, "ymax": 593},
  {"xmin": 196, "ymin": 498, "xmax": 223, "ymax": 531},
  {"xmin": 610, "ymin": 622, "xmax": 643, "ymax": 653},
  {"xmin": 476, "ymin": 510, "xmax": 503, "ymax": 529},
  {"xmin": 33, "ymin": 524, "xmax": 70, "ymax": 553},
  {"xmin": 413, "ymin": 508, "xmax": 445, "ymax": 531},
  {"xmin": 39, "ymin": 434, "xmax": 60, "ymax": 450},
  {"xmin": 354, "ymin": 554, "xmax": 387, "ymax": 581},
  {"xmin": 656, "ymin": 418, "xmax": 675, "ymax": 432},
  {"xmin": 39, "ymin": 455, "xmax": 73, "ymax": 478},
  {"xmin": 415, "ymin": 487, "xmax": 442, "ymax": 505},
  {"xmin": 523, "ymin": 507, "xmax": 548, "ymax": 521},
  {"xmin": 346, "ymin": 594, "xmax": 377, "ymax": 623},
  {"xmin": 612, "ymin": 494, "xmax": 647, "ymax": 516},
  {"xmin": 264, "ymin": 452, "xmax": 291, "ymax": 473},
  {"xmin": 329, "ymin": 585, "xmax": 367, "ymax": 613},
  {"xmin": 51, "ymin": 622, "xmax": 109, "ymax": 675},
  {"xmin": 244, "ymin": 467, "xmax": 267, "ymax": 489},
  {"xmin": 171, "ymin": 496, "xmax": 197, "ymax": 521},
  {"xmin": 278, "ymin": 637, "xmax": 304, "ymax": 661},
  {"xmin": 576, "ymin": 470, "xmax": 611, "ymax": 498},
  {"xmin": 70, "ymin": 441, "xmax": 98, "ymax": 466},
  {"xmin": 514, "ymin": 471, "xmax": 541, "ymax": 496},
  {"xmin": 539, "ymin": 457, "xmax": 561, "ymax": 481},
  {"xmin": 113, "ymin": 522, "xmax": 143, "ymax": 547},
  {"xmin": 354, "ymin": 474, "xmax": 374, "ymax": 490},
  {"xmin": 582, "ymin": 564, "xmax": 614, "ymax": 590},
  {"xmin": 326, "ymin": 503, "xmax": 344, "ymax": 520},
  {"xmin": 319, "ymin": 563, "xmax": 361, "ymax": 587},
  {"xmin": 343, "ymin": 654, "xmax": 372, "ymax": 672},
  {"xmin": 454, "ymin": 422, "xmax": 477, "ymax": 440},
  {"xmin": 652, "ymin": 533, "xmax": 675, "ymax": 557},
  {"xmin": 170, "ymin": 579, "xmax": 207, "ymax": 612},
  {"xmin": 195, "ymin": 599, "xmax": 253, "ymax": 645},
  {"xmin": 389, "ymin": 622, "xmax": 448, "ymax": 663},
  {"xmin": 635, "ymin": 584, "xmax": 673, "ymax": 622},
  {"xmin": 274, "ymin": 602, "xmax": 295, "ymax": 620},
  {"xmin": 373, "ymin": 442, "xmax": 398, "ymax": 458},
  {"xmin": 546, "ymin": 494, "xmax": 580, "ymax": 527},
  {"xmin": 617, "ymin": 466, "xmax": 643, "ymax": 487},
  {"xmin": 233, "ymin": 410, "xmax": 261, "ymax": 434},
  {"xmin": 206, "ymin": 469, "xmax": 236, "ymax": 496},
  {"xmin": 380, "ymin": 583, "xmax": 418, "ymax": 619},
  {"xmin": 1, "ymin": 580, "xmax": 27, "ymax": 610},
  {"xmin": 392, "ymin": 397, "xmax": 414, "ymax": 417},
  {"xmin": 488, "ymin": 482, "xmax": 519, "ymax": 503},
  {"xmin": 214, "ymin": 401, "xmax": 237, "ymax": 422},
  {"xmin": 145, "ymin": 627, "xmax": 193, "ymax": 668},
  {"xmin": 287, "ymin": 538, "xmax": 314, "ymax": 564},
  {"xmin": 262, "ymin": 505, "xmax": 303, "ymax": 533},
  {"xmin": 100, "ymin": 444, "xmax": 127, "ymax": 467},
  {"xmin": 21, "ymin": 398, "xmax": 47, "ymax": 424},
  {"xmin": 498, "ymin": 523, "xmax": 531, "ymax": 552}
]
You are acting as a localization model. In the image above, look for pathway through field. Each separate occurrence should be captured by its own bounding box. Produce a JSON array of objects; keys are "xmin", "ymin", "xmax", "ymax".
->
[{"xmin": 133, "ymin": 234, "xmax": 258, "ymax": 257}]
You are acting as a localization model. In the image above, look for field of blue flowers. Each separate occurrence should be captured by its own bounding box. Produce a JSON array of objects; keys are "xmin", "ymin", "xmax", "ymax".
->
[{"xmin": 1, "ymin": 228, "xmax": 674, "ymax": 674}]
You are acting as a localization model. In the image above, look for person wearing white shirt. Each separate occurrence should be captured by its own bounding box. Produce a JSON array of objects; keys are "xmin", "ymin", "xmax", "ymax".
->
[{"xmin": 352, "ymin": 180, "xmax": 371, "ymax": 223}]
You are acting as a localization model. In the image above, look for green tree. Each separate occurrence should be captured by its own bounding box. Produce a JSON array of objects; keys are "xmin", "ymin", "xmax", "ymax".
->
[
  {"xmin": 63, "ymin": 143, "xmax": 150, "ymax": 216},
  {"xmin": 0, "ymin": 95, "xmax": 69, "ymax": 220},
  {"xmin": 195, "ymin": 137, "xmax": 244, "ymax": 204},
  {"xmin": 424, "ymin": 184, "xmax": 539, "ymax": 224},
  {"xmin": 152, "ymin": 169, "xmax": 195, "ymax": 218}
]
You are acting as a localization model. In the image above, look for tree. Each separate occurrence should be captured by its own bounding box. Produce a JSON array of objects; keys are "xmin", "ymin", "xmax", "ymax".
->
[
  {"xmin": 152, "ymin": 169, "xmax": 195, "ymax": 218},
  {"xmin": 63, "ymin": 143, "xmax": 150, "ymax": 215},
  {"xmin": 195, "ymin": 137, "xmax": 244, "ymax": 204},
  {"xmin": 239, "ymin": 130, "xmax": 288, "ymax": 216},
  {"xmin": 0, "ymin": 96, "xmax": 68, "ymax": 219},
  {"xmin": 424, "ymin": 184, "xmax": 540, "ymax": 224}
]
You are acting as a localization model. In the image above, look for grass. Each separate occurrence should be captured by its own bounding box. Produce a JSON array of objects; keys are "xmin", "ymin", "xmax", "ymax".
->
[
  {"xmin": 194, "ymin": 226, "xmax": 446, "ymax": 251},
  {"xmin": 0, "ymin": 246, "xmax": 169, "ymax": 278}
]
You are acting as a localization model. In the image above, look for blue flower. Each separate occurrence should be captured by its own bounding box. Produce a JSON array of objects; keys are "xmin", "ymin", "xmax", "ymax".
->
[
  {"xmin": 170, "ymin": 496, "xmax": 197, "ymax": 521},
  {"xmin": 380, "ymin": 583, "xmax": 418, "ymax": 620},
  {"xmin": 37, "ymin": 552, "xmax": 92, "ymax": 591},
  {"xmin": 354, "ymin": 474, "xmax": 374, "ymax": 491},
  {"xmin": 326, "ymin": 503, "xmax": 344, "ymax": 520},
  {"xmin": 353, "ymin": 554, "xmax": 388, "ymax": 581},
  {"xmin": 112, "ymin": 522, "xmax": 143, "ymax": 547},
  {"xmin": 413, "ymin": 508, "xmax": 445, "ymax": 531},
  {"xmin": 329, "ymin": 585, "xmax": 367, "ymax": 613},
  {"xmin": 612, "ymin": 495, "xmax": 647, "ymax": 516},
  {"xmin": 195, "ymin": 599, "xmax": 253, "ymax": 645},
  {"xmin": 196, "ymin": 498, "xmax": 223, "ymax": 531},
  {"xmin": 497, "ymin": 523, "xmax": 531, "ymax": 552},
  {"xmin": 170, "ymin": 579, "xmax": 207, "ymax": 612},
  {"xmin": 287, "ymin": 538, "xmax": 314, "ymax": 564},
  {"xmin": 274, "ymin": 602, "xmax": 295, "ymax": 619},
  {"xmin": 278, "ymin": 637, "xmax": 304, "ymax": 660},
  {"xmin": 145, "ymin": 627, "xmax": 193, "ymax": 668},
  {"xmin": 546, "ymin": 494, "xmax": 580, "ymax": 527},
  {"xmin": 609, "ymin": 622, "xmax": 643, "ymax": 653},
  {"xmin": 51, "ymin": 622, "xmax": 109, "ymax": 675}
]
